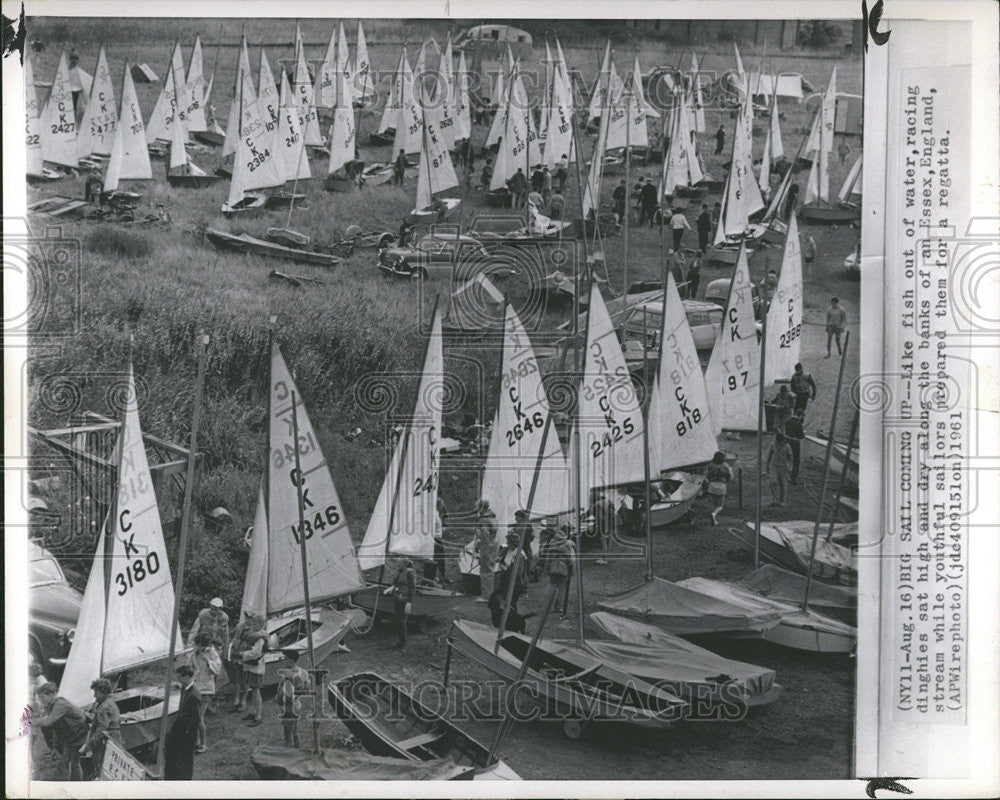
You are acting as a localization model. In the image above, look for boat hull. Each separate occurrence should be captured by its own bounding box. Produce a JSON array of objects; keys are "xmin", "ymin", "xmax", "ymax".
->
[
  {"xmin": 369, "ymin": 130, "xmax": 395, "ymax": 147},
  {"xmin": 328, "ymin": 672, "xmax": 520, "ymax": 779},
  {"xmin": 205, "ymin": 228, "xmax": 341, "ymax": 267},
  {"xmin": 259, "ymin": 607, "xmax": 359, "ymax": 687},
  {"xmin": 799, "ymin": 203, "xmax": 860, "ymax": 223},
  {"xmin": 166, "ymin": 173, "xmax": 223, "ymax": 189},
  {"xmin": 351, "ymin": 584, "xmax": 467, "ymax": 623},
  {"xmin": 705, "ymin": 245, "xmax": 741, "ymax": 265},
  {"xmin": 112, "ymin": 683, "xmax": 181, "ymax": 753},
  {"xmin": 446, "ymin": 619, "xmax": 688, "ymax": 730},
  {"xmin": 192, "ymin": 131, "xmax": 225, "ymax": 147},
  {"xmin": 251, "ymin": 744, "xmax": 473, "ymax": 780}
]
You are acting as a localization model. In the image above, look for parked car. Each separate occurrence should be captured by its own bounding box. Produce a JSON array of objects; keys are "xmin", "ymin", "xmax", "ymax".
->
[
  {"xmin": 377, "ymin": 233, "xmax": 515, "ymax": 281},
  {"xmin": 621, "ymin": 298, "xmax": 726, "ymax": 356},
  {"xmin": 29, "ymin": 541, "xmax": 82, "ymax": 677}
]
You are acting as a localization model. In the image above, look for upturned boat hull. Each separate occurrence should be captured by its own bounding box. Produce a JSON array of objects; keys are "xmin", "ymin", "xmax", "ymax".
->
[
  {"xmin": 205, "ymin": 228, "xmax": 342, "ymax": 267},
  {"xmin": 328, "ymin": 672, "xmax": 520, "ymax": 779}
]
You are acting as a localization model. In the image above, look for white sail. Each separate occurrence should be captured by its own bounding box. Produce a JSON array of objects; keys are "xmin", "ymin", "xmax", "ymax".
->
[
  {"xmin": 25, "ymin": 53, "xmax": 44, "ymax": 176},
  {"xmin": 104, "ymin": 65, "xmax": 152, "ymax": 192},
  {"xmin": 758, "ymin": 125, "xmax": 772, "ymax": 196},
  {"xmin": 718, "ymin": 111, "xmax": 763, "ymax": 237},
  {"xmin": 605, "ymin": 73, "xmax": 648, "ymax": 151},
  {"xmin": 734, "ymin": 42, "xmax": 746, "ymax": 78},
  {"xmin": 378, "ymin": 48, "xmax": 406, "ymax": 135},
  {"xmin": 804, "ymin": 98, "xmax": 821, "ymax": 157},
  {"xmin": 581, "ymin": 71, "xmax": 611, "ymax": 217},
  {"xmin": 276, "ymin": 70, "xmax": 311, "ymax": 182},
  {"xmin": 415, "ymin": 87, "xmax": 459, "ymax": 210},
  {"xmin": 169, "ymin": 82, "xmax": 188, "ymax": 171},
  {"xmin": 228, "ymin": 48, "xmax": 283, "ymax": 204},
  {"xmin": 540, "ymin": 41, "xmax": 554, "ymax": 130},
  {"xmin": 223, "ymin": 39, "xmax": 254, "ymax": 157},
  {"xmin": 293, "ymin": 25, "xmax": 323, "ymax": 146},
  {"xmin": 631, "ymin": 54, "xmax": 660, "ymax": 118},
  {"xmin": 392, "ymin": 45, "xmax": 422, "ymax": 156},
  {"xmin": 838, "ymin": 155, "xmax": 862, "ymax": 202},
  {"xmin": 820, "ymin": 66, "xmax": 837, "ymax": 158},
  {"xmin": 354, "ymin": 21, "xmax": 374, "ymax": 100},
  {"xmin": 661, "ymin": 92, "xmax": 699, "ymax": 197},
  {"xmin": 77, "ymin": 46, "xmax": 117, "ymax": 158},
  {"xmin": 453, "ymin": 49, "xmax": 472, "ymax": 141},
  {"xmin": 805, "ymin": 103, "xmax": 830, "ymax": 204},
  {"xmin": 764, "ymin": 213, "xmax": 804, "ymax": 386},
  {"xmin": 315, "ymin": 29, "xmax": 338, "ymax": 110},
  {"xmin": 481, "ymin": 306, "xmax": 570, "ymax": 540},
  {"xmin": 542, "ymin": 49, "xmax": 574, "ymax": 168},
  {"xmin": 704, "ymin": 246, "xmax": 761, "ymax": 433},
  {"xmin": 40, "ymin": 51, "xmax": 79, "ymax": 167},
  {"xmin": 338, "ymin": 23, "xmax": 352, "ymax": 94},
  {"xmin": 327, "ymin": 49, "xmax": 357, "ymax": 176},
  {"xmin": 484, "ymin": 81, "xmax": 508, "ymax": 149},
  {"xmin": 691, "ymin": 52, "xmax": 706, "ymax": 133},
  {"xmin": 241, "ymin": 482, "xmax": 268, "ymax": 621},
  {"xmin": 257, "ymin": 49, "xmax": 281, "ymax": 157},
  {"xmin": 358, "ymin": 309, "xmax": 444, "ymax": 569},
  {"xmin": 185, "ymin": 35, "xmax": 208, "ymax": 131},
  {"xmin": 267, "ymin": 345, "xmax": 364, "ymax": 612},
  {"xmin": 437, "ymin": 36, "xmax": 458, "ymax": 150},
  {"xmin": 769, "ymin": 93, "xmax": 784, "ymax": 160},
  {"xmin": 146, "ymin": 43, "xmax": 191, "ymax": 143},
  {"xmin": 587, "ymin": 41, "xmax": 612, "ymax": 121},
  {"xmin": 648, "ymin": 274, "xmax": 718, "ymax": 473},
  {"xmin": 578, "ymin": 284, "xmax": 646, "ymax": 496}
]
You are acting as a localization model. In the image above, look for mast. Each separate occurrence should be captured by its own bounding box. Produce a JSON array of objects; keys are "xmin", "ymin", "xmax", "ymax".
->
[
  {"xmin": 641, "ymin": 303, "xmax": 653, "ymax": 580},
  {"xmin": 573, "ymin": 274, "xmax": 595, "ymax": 645},
  {"xmin": 803, "ymin": 331, "xmax": 850, "ymax": 611},
  {"xmin": 623, "ymin": 63, "xmax": 631, "ymax": 303},
  {"xmin": 754, "ymin": 296, "xmax": 767, "ymax": 569},
  {"xmin": 155, "ymin": 334, "xmax": 208, "ymax": 777},
  {"xmin": 290, "ymin": 391, "xmax": 319, "ymax": 755}
]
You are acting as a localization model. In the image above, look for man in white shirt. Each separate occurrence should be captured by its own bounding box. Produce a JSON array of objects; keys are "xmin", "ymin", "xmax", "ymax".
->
[{"xmin": 669, "ymin": 208, "xmax": 692, "ymax": 250}]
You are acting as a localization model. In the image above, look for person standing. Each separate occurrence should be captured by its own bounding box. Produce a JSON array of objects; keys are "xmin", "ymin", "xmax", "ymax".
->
[
  {"xmin": 542, "ymin": 526, "xmax": 574, "ymax": 619},
  {"xmin": 33, "ymin": 682, "xmax": 88, "ymax": 780},
  {"xmin": 555, "ymin": 153, "xmax": 569, "ymax": 192},
  {"xmin": 480, "ymin": 157, "xmax": 493, "ymax": 190},
  {"xmin": 164, "ymin": 664, "xmax": 201, "ymax": 780},
  {"xmin": 771, "ymin": 384, "xmax": 795, "ymax": 432},
  {"xmin": 711, "ymin": 201, "xmax": 722, "ymax": 229},
  {"xmin": 393, "ymin": 148, "xmax": 408, "ymax": 185},
  {"xmin": 785, "ymin": 409, "xmax": 805, "ymax": 484},
  {"xmin": 489, "ymin": 531, "xmax": 528, "ymax": 631},
  {"xmin": 803, "ymin": 232, "xmax": 817, "ymax": 265},
  {"xmin": 669, "ymin": 208, "xmax": 692, "ymax": 251},
  {"xmin": 83, "ymin": 679, "xmax": 122, "ymax": 779},
  {"xmin": 784, "ymin": 182, "xmax": 800, "ymax": 220},
  {"xmin": 640, "ymin": 178, "xmax": 659, "ymax": 227},
  {"xmin": 687, "ymin": 251, "xmax": 703, "ymax": 299},
  {"xmin": 590, "ymin": 491, "xmax": 616, "ymax": 565},
  {"xmin": 548, "ymin": 192, "xmax": 565, "ymax": 220},
  {"xmin": 826, "ymin": 297, "xmax": 847, "ymax": 357},
  {"xmin": 696, "ymin": 203, "xmax": 713, "ymax": 252},
  {"xmin": 507, "ymin": 167, "xmax": 527, "ymax": 208},
  {"xmin": 714, "ymin": 124, "xmax": 725, "ymax": 155},
  {"xmin": 705, "ymin": 451, "xmax": 734, "ymax": 526},
  {"xmin": 837, "ymin": 140, "xmax": 851, "ymax": 165},
  {"xmin": 188, "ymin": 597, "xmax": 230, "ymax": 655},
  {"xmin": 239, "ymin": 617, "xmax": 268, "ymax": 727},
  {"xmin": 474, "ymin": 500, "xmax": 499, "ymax": 602},
  {"xmin": 541, "ymin": 166, "xmax": 553, "ymax": 204},
  {"xmin": 766, "ymin": 431, "xmax": 793, "ymax": 507},
  {"xmin": 530, "ymin": 165, "xmax": 545, "ymax": 195},
  {"xmin": 790, "ymin": 362, "xmax": 817, "ymax": 413},
  {"xmin": 189, "ymin": 633, "xmax": 221, "ymax": 753},
  {"xmin": 276, "ymin": 649, "xmax": 310, "ymax": 749},
  {"xmin": 226, "ymin": 616, "xmax": 252, "ymax": 713},
  {"xmin": 612, "ymin": 179, "xmax": 627, "ymax": 220},
  {"xmin": 390, "ymin": 558, "xmax": 417, "ymax": 650}
]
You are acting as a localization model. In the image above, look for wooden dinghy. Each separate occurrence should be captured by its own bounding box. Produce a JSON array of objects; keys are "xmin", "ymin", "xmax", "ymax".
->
[
  {"xmin": 205, "ymin": 228, "xmax": 341, "ymax": 267},
  {"xmin": 251, "ymin": 743, "xmax": 474, "ymax": 780},
  {"xmin": 328, "ymin": 672, "xmax": 520, "ymax": 779}
]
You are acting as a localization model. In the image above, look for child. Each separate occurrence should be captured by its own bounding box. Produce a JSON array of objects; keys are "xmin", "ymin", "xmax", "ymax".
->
[
  {"xmin": 705, "ymin": 451, "xmax": 734, "ymax": 525},
  {"xmin": 766, "ymin": 432, "xmax": 793, "ymax": 507},
  {"xmin": 189, "ymin": 633, "xmax": 221, "ymax": 753},
  {"xmin": 276, "ymin": 649, "xmax": 310, "ymax": 749}
]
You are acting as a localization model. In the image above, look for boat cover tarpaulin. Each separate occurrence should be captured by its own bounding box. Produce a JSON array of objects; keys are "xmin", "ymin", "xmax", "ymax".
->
[
  {"xmin": 588, "ymin": 612, "xmax": 780, "ymax": 706},
  {"xmin": 737, "ymin": 564, "xmax": 856, "ymax": 622},
  {"xmin": 251, "ymin": 744, "xmax": 471, "ymax": 780},
  {"xmin": 595, "ymin": 577, "xmax": 783, "ymax": 635},
  {"xmin": 743, "ymin": 521, "xmax": 856, "ymax": 584}
]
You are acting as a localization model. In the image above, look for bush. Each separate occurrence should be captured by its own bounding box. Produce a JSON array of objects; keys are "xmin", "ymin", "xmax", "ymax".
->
[
  {"xmin": 798, "ymin": 21, "xmax": 840, "ymax": 49},
  {"xmin": 85, "ymin": 226, "xmax": 155, "ymax": 259}
]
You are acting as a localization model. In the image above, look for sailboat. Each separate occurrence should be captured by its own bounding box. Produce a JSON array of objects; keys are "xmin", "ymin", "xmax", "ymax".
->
[
  {"xmin": 371, "ymin": 47, "xmax": 407, "ymax": 146},
  {"xmin": 541, "ymin": 40, "xmax": 575, "ymax": 170},
  {"xmin": 324, "ymin": 29, "xmax": 360, "ymax": 193},
  {"xmin": 458, "ymin": 304, "xmax": 571, "ymax": 587},
  {"xmin": 452, "ymin": 47, "xmax": 472, "ymax": 144},
  {"xmin": 40, "ymin": 50, "xmax": 80, "ymax": 170},
  {"xmin": 394, "ymin": 42, "xmax": 425, "ymax": 160},
  {"xmin": 58, "ymin": 365, "xmax": 184, "ymax": 752},
  {"xmin": 237, "ymin": 343, "xmax": 366, "ymax": 686},
  {"xmin": 353, "ymin": 305, "xmax": 466, "ymax": 623},
  {"xmin": 145, "ymin": 41, "xmax": 194, "ymax": 158},
  {"xmin": 660, "ymin": 89, "xmax": 705, "ymax": 201},
  {"xmin": 165, "ymin": 55, "xmax": 219, "ymax": 188},
  {"xmin": 25, "ymin": 53, "xmax": 61, "ymax": 181},
  {"xmin": 353, "ymin": 21, "xmax": 375, "ymax": 107},
  {"xmin": 76, "ymin": 45, "xmax": 117, "ymax": 164},
  {"xmin": 101, "ymin": 63, "xmax": 153, "ymax": 202},
  {"xmin": 800, "ymin": 104, "xmax": 861, "ymax": 224},
  {"xmin": 408, "ymin": 83, "xmax": 462, "ymax": 223},
  {"xmin": 291, "ymin": 23, "xmax": 323, "ymax": 149},
  {"xmin": 703, "ymin": 244, "xmax": 761, "ymax": 434},
  {"xmin": 762, "ymin": 213, "xmax": 804, "ymax": 386}
]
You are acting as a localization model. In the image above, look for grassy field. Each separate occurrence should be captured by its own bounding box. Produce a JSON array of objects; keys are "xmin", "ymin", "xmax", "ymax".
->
[{"xmin": 26, "ymin": 16, "xmax": 861, "ymax": 781}]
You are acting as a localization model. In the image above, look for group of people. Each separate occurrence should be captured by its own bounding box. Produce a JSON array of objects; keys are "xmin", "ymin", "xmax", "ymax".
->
[{"xmin": 765, "ymin": 363, "xmax": 819, "ymax": 506}]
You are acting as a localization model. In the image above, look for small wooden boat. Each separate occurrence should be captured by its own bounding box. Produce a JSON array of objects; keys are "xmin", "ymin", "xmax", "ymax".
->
[
  {"xmin": 445, "ymin": 619, "xmax": 689, "ymax": 736},
  {"xmin": 705, "ymin": 242, "xmax": 742, "ymax": 265},
  {"xmin": 674, "ymin": 184, "xmax": 707, "ymax": 199},
  {"xmin": 648, "ymin": 471, "xmax": 704, "ymax": 528},
  {"xmin": 221, "ymin": 193, "xmax": 267, "ymax": 216},
  {"xmin": 147, "ymin": 139, "xmax": 170, "ymax": 159},
  {"xmin": 251, "ymin": 743, "xmax": 474, "ymax": 780},
  {"xmin": 484, "ymin": 188, "xmax": 512, "ymax": 208},
  {"xmin": 800, "ymin": 202, "xmax": 860, "ymax": 223},
  {"xmin": 361, "ymin": 162, "xmax": 395, "ymax": 187},
  {"xmin": 328, "ymin": 672, "xmax": 520, "ymax": 779},
  {"xmin": 27, "ymin": 167, "xmax": 65, "ymax": 183},
  {"xmin": 193, "ymin": 130, "xmax": 224, "ymax": 147},
  {"xmin": 264, "ymin": 191, "xmax": 309, "ymax": 209},
  {"xmin": 729, "ymin": 521, "xmax": 857, "ymax": 586},
  {"xmin": 698, "ymin": 177, "xmax": 725, "ymax": 192},
  {"xmin": 324, "ymin": 174, "xmax": 356, "ymax": 193},
  {"xmin": 350, "ymin": 584, "xmax": 467, "ymax": 626},
  {"xmin": 28, "ymin": 195, "xmax": 91, "ymax": 218},
  {"xmin": 737, "ymin": 564, "xmax": 856, "ymax": 625},
  {"xmin": 257, "ymin": 608, "xmax": 362, "ymax": 686},
  {"xmin": 205, "ymin": 228, "xmax": 342, "ymax": 267},
  {"xmin": 408, "ymin": 197, "xmax": 461, "ymax": 224},
  {"xmin": 114, "ymin": 683, "xmax": 182, "ymax": 752}
]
